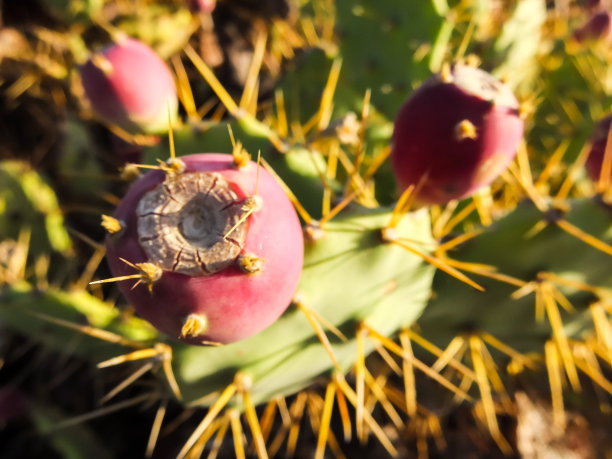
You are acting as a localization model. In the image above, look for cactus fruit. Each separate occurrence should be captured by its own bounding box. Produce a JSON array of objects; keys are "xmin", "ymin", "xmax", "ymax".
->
[
  {"xmin": 574, "ymin": 10, "xmax": 612, "ymax": 43},
  {"xmin": 187, "ymin": 0, "xmax": 216, "ymax": 14},
  {"xmin": 586, "ymin": 113, "xmax": 612, "ymax": 183},
  {"xmin": 79, "ymin": 37, "xmax": 178, "ymax": 136},
  {"xmin": 103, "ymin": 153, "xmax": 304, "ymax": 344},
  {"xmin": 390, "ymin": 64, "xmax": 524, "ymax": 205}
]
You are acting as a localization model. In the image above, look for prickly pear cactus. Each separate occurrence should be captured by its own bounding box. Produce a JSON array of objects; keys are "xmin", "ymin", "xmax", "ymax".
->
[{"xmin": 4, "ymin": 0, "xmax": 612, "ymax": 457}]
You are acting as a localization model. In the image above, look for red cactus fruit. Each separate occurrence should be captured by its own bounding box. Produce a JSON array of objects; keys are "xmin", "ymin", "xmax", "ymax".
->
[
  {"xmin": 187, "ymin": 0, "xmax": 216, "ymax": 14},
  {"xmin": 104, "ymin": 154, "xmax": 304, "ymax": 345},
  {"xmin": 390, "ymin": 64, "xmax": 524, "ymax": 205},
  {"xmin": 574, "ymin": 10, "xmax": 612, "ymax": 43},
  {"xmin": 80, "ymin": 37, "xmax": 178, "ymax": 135},
  {"xmin": 586, "ymin": 114, "xmax": 612, "ymax": 182}
]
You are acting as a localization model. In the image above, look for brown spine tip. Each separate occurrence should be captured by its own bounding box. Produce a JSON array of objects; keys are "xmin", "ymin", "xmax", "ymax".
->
[
  {"xmin": 454, "ymin": 119, "xmax": 478, "ymax": 141},
  {"xmin": 180, "ymin": 313, "xmax": 208, "ymax": 338},
  {"xmin": 232, "ymin": 143, "xmax": 251, "ymax": 169},
  {"xmin": 234, "ymin": 371, "xmax": 253, "ymax": 392},
  {"xmin": 101, "ymin": 215, "xmax": 125, "ymax": 235},
  {"xmin": 303, "ymin": 221, "xmax": 325, "ymax": 243},
  {"xmin": 91, "ymin": 54, "xmax": 114, "ymax": 75},
  {"xmin": 237, "ymin": 253, "xmax": 264, "ymax": 274},
  {"xmin": 120, "ymin": 163, "xmax": 141, "ymax": 181},
  {"xmin": 135, "ymin": 262, "xmax": 163, "ymax": 291},
  {"xmin": 380, "ymin": 226, "xmax": 398, "ymax": 243},
  {"xmin": 439, "ymin": 62, "xmax": 453, "ymax": 83},
  {"xmin": 242, "ymin": 195, "xmax": 263, "ymax": 213},
  {"xmin": 464, "ymin": 54, "xmax": 481, "ymax": 68},
  {"xmin": 165, "ymin": 157, "xmax": 186, "ymax": 175},
  {"xmin": 335, "ymin": 112, "xmax": 361, "ymax": 145}
]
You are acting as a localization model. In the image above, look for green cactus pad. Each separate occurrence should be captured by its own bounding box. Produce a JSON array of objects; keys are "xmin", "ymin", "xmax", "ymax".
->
[
  {"xmin": 0, "ymin": 161, "xmax": 72, "ymax": 256},
  {"xmin": 417, "ymin": 197, "xmax": 612, "ymax": 352},
  {"xmin": 57, "ymin": 118, "xmax": 107, "ymax": 199},
  {"xmin": 172, "ymin": 205, "xmax": 435, "ymax": 406},
  {"xmin": 0, "ymin": 282, "xmax": 157, "ymax": 357},
  {"xmin": 282, "ymin": 1, "xmax": 446, "ymax": 121},
  {"xmin": 488, "ymin": 0, "xmax": 547, "ymax": 91}
]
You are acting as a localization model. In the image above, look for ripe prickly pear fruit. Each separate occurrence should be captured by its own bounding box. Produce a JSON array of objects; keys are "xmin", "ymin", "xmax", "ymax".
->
[
  {"xmin": 390, "ymin": 64, "xmax": 524, "ymax": 205},
  {"xmin": 586, "ymin": 114, "xmax": 612, "ymax": 182},
  {"xmin": 574, "ymin": 10, "xmax": 612, "ymax": 43},
  {"xmin": 79, "ymin": 37, "xmax": 178, "ymax": 135},
  {"xmin": 187, "ymin": 0, "xmax": 216, "ymax": 13},
  {"xmin": 104, "ymin": 153, "xmax": 304, "ymax": 345}
]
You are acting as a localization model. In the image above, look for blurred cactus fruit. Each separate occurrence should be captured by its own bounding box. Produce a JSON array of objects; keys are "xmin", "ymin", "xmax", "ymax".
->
[
  {"xmin": 79, "ymin": 37, "xmax": 178, "ymax": 136},
  {"xmin": 390, "ymin": 64, "xmax": 524, "ymax": 205},
  {"xmin": 574, "ymin": 10, "xmax": 612, "ymax": 43},
  {"xmin": 103, "ymin": 153, "xmax": 304, "ymax": 345},
  {"xmin": 586, "ymin": 113, "xmax": 612, "ymax": 182},
  {"xmin": 187, "ymin": 0, "xmax": 216, "ymax": 14}
]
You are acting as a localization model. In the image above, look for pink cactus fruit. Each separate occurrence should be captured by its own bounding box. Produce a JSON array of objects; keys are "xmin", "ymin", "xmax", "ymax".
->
[
  {"xmin": 574, "ymin": 10, "xmax": 612, "ymax": 43},
  {"xmin": 80, "ymin": 37, "xmax": 178, "ymax": 135},
  {"xmin": 104, "ymin": 153, "xmax": 304, "ymax": 345},
  {"xmin": 390, "ymin": 64, "xmax": 524, "ymax": 205},
  {"xmin": 187, "ymin": 0, "xmax": 216, "ymax": 14},
  {"xmin": 586, "ymin": 114, "xmax": 612, "ymax": 183}
]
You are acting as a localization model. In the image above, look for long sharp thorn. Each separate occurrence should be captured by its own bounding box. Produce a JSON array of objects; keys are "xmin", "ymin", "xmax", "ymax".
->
[
  {"xmin": 145, "ymin": 398, "xmax": 168, "ymax": 458},
  {"xmin": 469, "ymin": 336, "xmax": 512, "ymax": 454},
  {"xmin": 334, "ymin": 374, "xmax": 398, "ymax": 456},
  {"xmin": 399, "ymin": 330, "xmax": 417, "ymax": 417},
  {"xmin": 177, "ymin": 382, "xmax": 237, "ymax": 459},
  {"xmin": 598, "ymin": 123, "xmax": 612, "ymax": 192},
  {"xmin": 229, "ymin": 409, "xmax": 246, "ymax": 459},
  {"xmin": 315, "ymin": 381, "xmax": 336, "ymax": 459},
  {"xmin": 545, "ymin": 340, "xmax": 566, "ymax": 428}
]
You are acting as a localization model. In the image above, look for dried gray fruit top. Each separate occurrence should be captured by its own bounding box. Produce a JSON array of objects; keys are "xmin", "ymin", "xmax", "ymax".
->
[
  {"xmin": 136, "ymin": 172, "xmax": 247, "ymax": 276},
  {"xmin": 452, "ymin": 64, "xmax": 519, "ymax": 108}
]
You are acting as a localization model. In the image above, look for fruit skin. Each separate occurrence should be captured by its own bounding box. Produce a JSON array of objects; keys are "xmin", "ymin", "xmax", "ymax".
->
[
  {"xmin": 574, "ymin": 10, "xmax": 612, "ymax": 43},
  {"xmin": 390, "ymin": 64, "xmax": 524, "ymax": 205},
  {"xmin": 105, "ymin": 153, "xmax": 304, "ymax": 345},
  {"xmin": 79, "ymin": 37, "xmax": 178, "ymax": 135},
  {"xmin": 187, "ymin": 0, "xmax": 216, "ymax": 13},
  {"xmin": 586, "ymin": 113, "xmax": 612, "ymax": 182}
]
